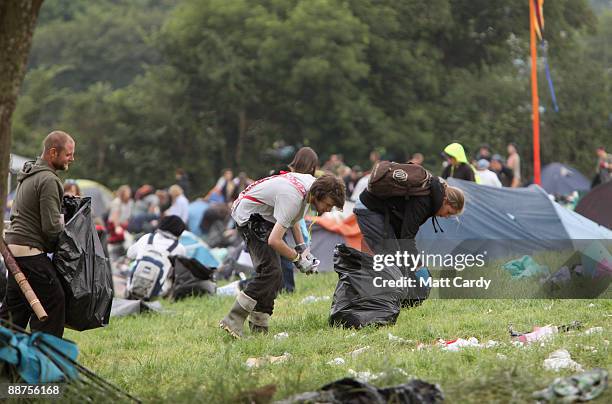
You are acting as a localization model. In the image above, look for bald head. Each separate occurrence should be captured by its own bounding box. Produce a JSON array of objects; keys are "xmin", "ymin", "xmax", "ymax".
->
[
  {"xmin": 43, "ymin": 131, "xmax": 74, "ymax": 154},
  {"xmin": 42, "ymin": 130, "xmax": 76, "ymax": 171}
]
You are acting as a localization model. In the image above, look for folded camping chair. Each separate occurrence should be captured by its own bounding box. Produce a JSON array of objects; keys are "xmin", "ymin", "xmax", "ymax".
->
[{"xmin": 0, "ymin": 319, "xmax": 140, "ymax": 402}]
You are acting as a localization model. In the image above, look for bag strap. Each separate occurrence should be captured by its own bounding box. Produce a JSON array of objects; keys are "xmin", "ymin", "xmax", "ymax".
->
[
  {"xmin": 167, "ymin": 239, "xmax": 179, "ymax": 253},
  {"xmin": 149, "ymin": 232, "xmax": 179, "ymax": 253}
]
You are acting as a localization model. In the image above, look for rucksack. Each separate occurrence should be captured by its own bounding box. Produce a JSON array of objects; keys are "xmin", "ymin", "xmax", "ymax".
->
[
  {"xmin": 128, "ymin": 233, "xmax": 179, "ymax": 300},
  {"xmin": 367, "ymin": 161, "xmax": 432, "ymax": 199}
]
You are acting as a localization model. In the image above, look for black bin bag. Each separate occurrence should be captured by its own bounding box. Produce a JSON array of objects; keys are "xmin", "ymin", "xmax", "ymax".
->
[
  {"xmin": 53, "ymin": 197, "xmax": 113, "ymax": 330},
  {"xmin": 329, "ymin": 244, "xmax": 405, "ymax": 328},
  {"xmin": 169, "ymin": 256, "xmax": 216, "ymax": 301}
]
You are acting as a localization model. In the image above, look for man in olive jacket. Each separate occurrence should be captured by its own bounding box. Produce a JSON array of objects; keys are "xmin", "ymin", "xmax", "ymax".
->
[{"xmin": 1, "ymin": 131, "xmax": 75, "ymax": 337}]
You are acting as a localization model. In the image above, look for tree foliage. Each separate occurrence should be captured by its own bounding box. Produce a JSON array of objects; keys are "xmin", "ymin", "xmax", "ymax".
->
[{"xmin": 10, "ymin": 0, "xmax": 610, "ymax": 193}]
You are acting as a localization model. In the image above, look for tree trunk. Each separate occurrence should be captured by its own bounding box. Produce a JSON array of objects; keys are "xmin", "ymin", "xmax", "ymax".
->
[{"xmin": 0, "ymin": 0, "xmax": 43, "ymax": 234}]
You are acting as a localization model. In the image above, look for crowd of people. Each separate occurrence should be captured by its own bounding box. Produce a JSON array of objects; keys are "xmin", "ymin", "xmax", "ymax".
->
[{"xmin": 1, "ymin": 129, "xmax": 609, "ymax": 339}]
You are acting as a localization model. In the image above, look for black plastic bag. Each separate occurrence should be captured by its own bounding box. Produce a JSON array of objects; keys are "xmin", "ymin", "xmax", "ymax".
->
[
  {"xmin": 169, "ymin": 256, "xmax": 216, "ymax": 300},
  {"xmin": 329, "ymin": 244, "xmax": 405, "ymax": 329},
  {"xmin": 275, "ymin": 377, "xmax": 444, "ymax": 404},
  {"xmin": 53, "ymin": 197, "xmax": 113, "ymax": 331}
]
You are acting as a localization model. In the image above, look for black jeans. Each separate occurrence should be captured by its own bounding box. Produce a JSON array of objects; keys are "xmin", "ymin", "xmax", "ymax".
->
[
  {"xmin": 238, "ymin": 216, "xmax": 283, "ymax": 315},
  {"xmin": 0, "ymin": 254, "xmax": 66, "ymax": 337}
]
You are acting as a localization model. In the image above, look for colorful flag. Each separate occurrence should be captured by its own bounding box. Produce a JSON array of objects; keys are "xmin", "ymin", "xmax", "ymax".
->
[{"xmin": 533, "ymin": 0, "xmax": 545, "ymax": 40}]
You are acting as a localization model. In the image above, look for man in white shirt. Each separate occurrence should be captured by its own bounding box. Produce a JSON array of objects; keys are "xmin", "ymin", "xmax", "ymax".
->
[
  {"xmin": 476, "ymin": 159, "xmax": 502, "ymax": 188},
  {"xmin": 220, "ymin": 173, "xmax": 345, "ymax": 338},
  {"xmin": 126, "ymin": 215, "xmax": 186, "ymax": 299}
]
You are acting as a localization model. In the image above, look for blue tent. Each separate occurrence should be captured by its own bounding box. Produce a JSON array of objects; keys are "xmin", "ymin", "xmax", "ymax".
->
[
  {"xmin": 417, "ymin": 179, "xmax": 612, "ymax": 258},
  {"xmin": 541, "ymin": 162, "xmax": 590, "ymax": 196},
  {"xmin": 179, "ymin": 231, "xmax": 219, "ymax": 268}
]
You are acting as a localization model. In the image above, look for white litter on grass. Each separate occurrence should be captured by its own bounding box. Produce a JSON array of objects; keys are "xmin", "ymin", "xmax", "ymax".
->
[
  {"xmin": 588, "ymin": 303, "xmax": 596, "ymax": 308},
  {"xmin": 245, "ymin": 352, "xmax": 292, "ymax": 369},
  {"xmin": 439, "ymin": 338, "xmax": 501, "ymax": 351},
  {"xmin": 347, "ymin": 368, "xmax": 407, "ymax": 383},
  {"xmin": 441, "ymin": 338, "xmax": 481, "ymax": 351},
  {"xmin": 388, "ymin": 333, "xmax": 412, "ymax": 344},
  {"xmin": 497, "ymin": 353, "xmax": 508, "ymax": 360},
  {"xmin": 543, "ymin": 349, "xmax": 583, "ymax": 372},
  {"xmin": 345, "ymin": 332, "xmax": 356, "ymax": 338},
  {"xmin": 216, "ymin": 280, "xmax": 240, "ymax": 296},
  {"xmin": 350, "ymin": 346, "xmax": 370, "ymax": 358},
  {"xmin": 300, "ymin": 295, "xmax": 331, "ymax": 304},
  {"xmin": 327, "ymin": 357, "xmax": 346, "ymax": 366},
  {"xmin": 274, "ymin": 332, "xmax": 289, "ymax": 340},
  {"xmin": 348, "ymin": 369, "xmax": 384, "ymax": 382},
  {"xmin": 584, "ymin": 327, "xmax": 604, "ymax": 335}
]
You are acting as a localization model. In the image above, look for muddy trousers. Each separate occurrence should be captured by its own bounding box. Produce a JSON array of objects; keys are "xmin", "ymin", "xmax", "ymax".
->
[{"xmin": 238, "ymin": 221, "xmax": 283, "ymax": 316}]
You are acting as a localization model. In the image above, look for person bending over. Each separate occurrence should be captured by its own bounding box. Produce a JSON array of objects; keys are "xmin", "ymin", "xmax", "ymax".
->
[{"xmin": 220, "ymin": 173, "xmax": 345, "ymax": 338}]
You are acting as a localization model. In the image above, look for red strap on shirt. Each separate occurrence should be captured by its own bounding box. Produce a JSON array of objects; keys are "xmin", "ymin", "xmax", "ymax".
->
[{"xmin": 233, "ymin": 173, "xmax": 307, "ymax": 209}]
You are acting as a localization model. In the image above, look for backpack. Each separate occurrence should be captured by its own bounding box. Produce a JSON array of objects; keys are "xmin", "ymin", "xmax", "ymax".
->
[
  {"xmin": 128, "ymin": 233, "xmax": 179, "ymax": 300},
  {"xmin": 367, "ymin": 161, "xmax": 432, "ymax": 199}
]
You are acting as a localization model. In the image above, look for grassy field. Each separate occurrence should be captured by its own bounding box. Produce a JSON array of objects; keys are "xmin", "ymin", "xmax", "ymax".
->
[{"xmin": 66, "ymin": 272, "xmax": 611, "ymax": 403}]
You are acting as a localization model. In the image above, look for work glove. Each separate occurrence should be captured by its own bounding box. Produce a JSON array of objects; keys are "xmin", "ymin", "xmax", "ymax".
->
[{"xmin": 293, "ymin": 253, "xmax": 319, "ymax": 275}]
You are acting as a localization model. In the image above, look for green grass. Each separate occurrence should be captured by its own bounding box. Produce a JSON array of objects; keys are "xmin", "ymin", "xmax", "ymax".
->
[{"xmin": 66, "ymin": 273, "xmax": 611, "ymax": 403}]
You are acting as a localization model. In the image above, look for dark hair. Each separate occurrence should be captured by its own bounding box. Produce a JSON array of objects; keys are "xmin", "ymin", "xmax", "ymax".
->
[
  {"xmin": 158, "ymin": 215, "xmax": 186, "ymax": 237},
  {"xmin": 309, "ymin": 174, "xmax": 345, "ymax": 208},
  {"xmin": 288, "ymin": 147, "xmax": 318, "ymax": 176}
]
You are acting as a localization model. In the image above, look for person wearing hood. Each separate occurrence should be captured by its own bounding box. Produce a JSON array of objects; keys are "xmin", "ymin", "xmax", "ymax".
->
[
  {"xmin": 1, "ymin": 131, "xmax": 76, "ymax": 337},
  {"xmin": 441, "ymin": 143, "xmax": 477, "ymax": 182}
]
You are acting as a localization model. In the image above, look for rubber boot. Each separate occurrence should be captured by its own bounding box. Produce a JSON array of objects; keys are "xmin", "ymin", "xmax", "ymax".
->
[
  {"xmin": 248, "ymin": 311, "xmax": 270, "ymax": 334},
  {"xmin": 219, "ymin": 291, "xmax": 257, "ymax": 339}
]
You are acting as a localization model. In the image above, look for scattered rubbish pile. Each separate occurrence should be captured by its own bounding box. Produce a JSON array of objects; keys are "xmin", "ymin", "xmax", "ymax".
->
[
  {"xmin": 275, "ymin": 377, "xmax": 444, "ymax": 404},
  {"xmin": 534, "ymin": 368, "xmax": 608, "ymax": 402}
]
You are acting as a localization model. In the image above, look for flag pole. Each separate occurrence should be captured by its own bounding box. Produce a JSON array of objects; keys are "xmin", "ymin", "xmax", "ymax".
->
[{"xmin": 530, "ymin": 0, "xmax": 541, "ymax": 185}]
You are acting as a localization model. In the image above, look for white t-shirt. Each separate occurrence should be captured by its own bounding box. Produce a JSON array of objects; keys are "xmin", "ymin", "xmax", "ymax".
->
[
  {"xmin": 477, "ymin": 169, "xmax": 502, "ymax": 188},
  {"xmin": 232, "ymin": 173, "xmax": 315, "ymax": 228}
]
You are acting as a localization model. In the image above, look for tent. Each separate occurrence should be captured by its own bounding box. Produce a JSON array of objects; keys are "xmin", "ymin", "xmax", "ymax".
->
[
  {"xmin": 179, "ymin": 231, "xmax": 220, "ymax": 268},
  {"xmin": 417, "ymin": 178, "xmax": 612, "ymax": 259},
  {"xmin": 73, "ymin": 179, "xmax": 113, "ymax": 220},
  {"xmin": 575, "ymin": 181, "xmax": 612, "ymax": 230},
  {"xmin": 307, "ymin": 214, "xmax": 364, "ymax": 273},
  {"xmin": 541, "ymin": 162, "xmax": 590, "ymax": 196}
]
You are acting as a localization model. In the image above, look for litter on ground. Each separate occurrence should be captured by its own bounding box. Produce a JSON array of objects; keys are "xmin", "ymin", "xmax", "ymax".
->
[
  {"xmin": 388, "ymin": 333, "xmax": 412, "ymax": 343},
  {"xmin": 326, "ymin": 358, "xmax": 345, "ymax": 366},
  {"xmin": 300, "ymin": 295, "xmax": 331, "ymax": 304},
  {"xmin": 543, "ymin": 349, "xmax": 583, "ymax": 372},
  {"xmin": 245, "ymin": 352, "xmax": 292, "ymax": 369},
  {"xmin": 350, "ymin": 346, "xmax": 370, "ymax": 358},
  {"xmin": 274, "ymin": 332, "xmax": 289, "ymax": 340},
  {"xmin": 584, "ymin": 327, "xmax": 604, "ymax": 335},
  {"xmin": 533, "ymin": 368, "xmax": 608, "ymax": 402}
]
